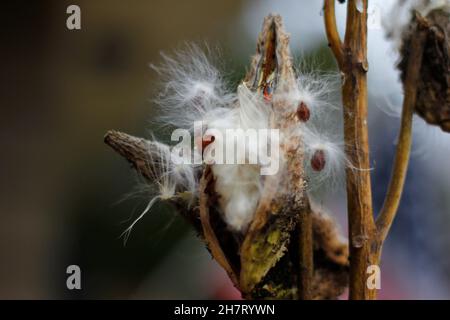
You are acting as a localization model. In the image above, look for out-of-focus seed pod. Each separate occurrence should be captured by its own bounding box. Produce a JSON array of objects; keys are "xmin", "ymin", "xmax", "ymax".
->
[
  {"xmin": 399, "ymin": 9, "xmax": 450, "ymax": 132},
  {"xmin": 311, "ymin": 149, "xmax": 326, "ymax": 172},
  {"xmin": 296, "ymin": 101, "xmax": 311, "ymax": 122}
]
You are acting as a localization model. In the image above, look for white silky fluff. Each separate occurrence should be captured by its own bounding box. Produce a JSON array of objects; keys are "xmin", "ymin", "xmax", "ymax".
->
[
  {"xmin": 212, "ymin": 163, "xmax": 262, "ymax": 232},
  {"xmin": 147, "ymin": 44, "xmax": 346, "ymax": 232},
  {"xmin": 301, "ymin": 126, "xmax": 347, "ymax": 191},
  {"xmin": 208, "ymin": 84, "xmax": 271, "ymax": 232},
  {"xmin": 123, "ymin": 139, "xmax": 198, "ymax": 241},
  {"xmin": 151, "ymin": 44, "xmax": 236, "ymax": 130},
  {"xmin": 274, "ymin": 67, "xmax": 346, "ymax": 194},
  {"xmin": 149, "ymin": 45, "xmax": 269, "ymax": 232},
  {"xmin": 298, "ymin": 71, "xmax": 346, "ymax": 194}
]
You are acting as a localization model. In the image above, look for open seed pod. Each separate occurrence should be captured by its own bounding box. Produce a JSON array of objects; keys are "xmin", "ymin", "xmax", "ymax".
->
[
  {"xmin": 399, "ymin": 9, "xmax": 450, "ymax": 132},
  {"xmin": 105, "ymin": 14, "xmax": 349, "ymax": 300}
]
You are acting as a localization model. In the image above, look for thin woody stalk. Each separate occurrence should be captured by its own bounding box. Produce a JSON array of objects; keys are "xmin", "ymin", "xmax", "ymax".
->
[
  {"xmin": 325, "ymin": 0, "xmax": 376, "ymax": 300},
  {"xmin": 376, "ymin": 16, "xmax": 427, "ymax": 244},
  {"xmin": 324, "ymin": 1, "xmax": 427, "ymax": 300},
  {"xmin": 324, "ymin": 0, "xmax": 344, "ymax": 69}
]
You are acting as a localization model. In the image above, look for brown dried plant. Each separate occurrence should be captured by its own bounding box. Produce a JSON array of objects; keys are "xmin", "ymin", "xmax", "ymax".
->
[
  {"xmin": 104, "ymin": 1, "xmax": 449, "ymax": 300},
  {"xmin": 105, "ymin": 15, "xmax": 349, "ymax": 299},
  {"xmin": 324, "ymin": 0, "xmax": 449, "ymax": 299}
]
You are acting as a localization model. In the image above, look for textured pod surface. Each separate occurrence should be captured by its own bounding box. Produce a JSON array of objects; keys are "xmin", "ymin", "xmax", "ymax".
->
[
  {"xmin": 399, "ymin": 10, "xmax": 450, "ymax": 132},
  {"xmin": 238, "ymin": 14, "xmax": 348, "ymax": 299},
  {"xmin": 239, "ymin": 14, "xmax": 306, "ymax": 296},
  {"xmin": 105, "ymin": 129, "xmax": 349, "ymax": 299},
  {"xmin": 105, "ymin": 14, "xmax": 349, "ymax": 300}
]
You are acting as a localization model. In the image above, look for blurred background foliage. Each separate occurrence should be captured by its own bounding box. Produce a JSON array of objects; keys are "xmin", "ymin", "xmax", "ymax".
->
[{"xmin": 1, "ymin": 0, "xmax": 449, "ymax": 299}]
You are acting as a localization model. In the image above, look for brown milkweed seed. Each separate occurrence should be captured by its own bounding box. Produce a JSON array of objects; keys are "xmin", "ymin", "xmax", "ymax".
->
[
  {"xmin": 311, "ymin": 149, "xmax": 326, "ymax": 171},
  {"xmin": 296, "ymin": 101, "xmax": 311, "ymax": 122}
]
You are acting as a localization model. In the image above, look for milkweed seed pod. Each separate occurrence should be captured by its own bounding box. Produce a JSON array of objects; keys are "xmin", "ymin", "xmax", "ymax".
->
[
  {"xmin": 398, "ymin": 7, "xmax": 450, "ymax": 132},
  {"xmin": 198, "ymin": 15, "xmax": 349, "ymax": 300},
  {"xmin": 105, "ymin": 14, "xmax": 349, "ymax": 300}
]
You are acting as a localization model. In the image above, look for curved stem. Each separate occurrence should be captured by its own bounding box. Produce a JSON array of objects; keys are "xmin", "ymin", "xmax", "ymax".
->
[
  {"xmin": 324, "ymin": 0, "xmax": 344, "ymax": 68},
  {"xmin": 376, "ymin": 20, "xmax": 427, "ymax": 243}
]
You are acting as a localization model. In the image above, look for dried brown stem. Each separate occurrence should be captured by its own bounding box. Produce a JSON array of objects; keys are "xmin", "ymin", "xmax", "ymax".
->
[
  {"xmin": 325, "ymin": 0, "xmax": 376, "ymax": 300},
  {"xmin": 376, "ymin": 16, "xmax": 428, "ymax": 244},
  {"xmin": 324, "ymin": 0, "xmax": 344, "ymax": 68},
  {"xmin": 324, "ymin": 2, "xmax": 428, "ymax": 300}
]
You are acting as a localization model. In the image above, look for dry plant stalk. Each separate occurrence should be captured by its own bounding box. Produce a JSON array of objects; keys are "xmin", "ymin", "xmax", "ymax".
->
[
  {"xmin": 324, "ymin": 0, "xmax": 431, "ymax": 299},
  {"xmin": 105, "ymin": 15, "xmax": 349, "ymax": 300},
  {"xmin": 325, "ymin": 0, "xmax": 376, "ymax": 300}
]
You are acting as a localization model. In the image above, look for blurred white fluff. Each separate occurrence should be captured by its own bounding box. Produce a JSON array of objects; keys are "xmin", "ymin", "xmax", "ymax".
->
[
  {"xmin": 237, "ymin": 84, "xmax": 271, "ymax": 130},
  {"xmin": 280, "ymin": 69, "xmax": 339, "ymax": 121},
  {"xmin": 296, "ymin": 69, "xmax": 346, "ymax": 192},
  {"xmin": 122, "ymin": 139, "xmax": 197, "ymax": 242},
  {"xmin": 296, "ymin": 71, "xmax": 339, "ymax": 114},
  {"xmin": 383, "ymin": 0, "xmax": 450, "ymax": 49},
  {"xmin": 380, "ymin": 0, "xmax": 450, "ymax": 158},
  {"xmin": 302, "ymin": 126, "xmax": 347, "ymax": 192},
  {"xmin": 151, "ymin": 44, "xmax": 271, "ymax": 232},
  {"xmin": 277, "ymin": 68, "xmax": 346, "ymax": 193},
  {"xmin": 208, "ymin": 84, "xmax": 270, "ymax": 232},
  {"xmin": 149, "ymin": 44, "xmax": 346, "ymax": 231},
  {"xmin": 151, "ymin": 44, "xmax": 236, "ymax": 130},
  {"xmin": 212, "ymin": 164, "xmax": 262, "ymax": 232}
]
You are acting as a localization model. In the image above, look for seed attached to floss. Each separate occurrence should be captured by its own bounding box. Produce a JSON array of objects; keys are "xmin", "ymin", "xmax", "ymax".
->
[
  {"xmin": 194, "ymin": 135, "xmax": 215, "ymax": 155},
  {"xmin": 311, "ymin": 149, "xmax": 326, "ymax": 171},
  {"xmin": 192, "ymin": 88, "xmax": 209, "ymax": 106},
  {"xmin": 263, "ymin": 84, "xmax": 273, "ymax": 102},
  {"xmin": 202, "ymin": 135, "xmax": 215, "ymax": 150},
  {"xmin": 296, "ymin": 101, "xmax": 310, "ymax": 122}
]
